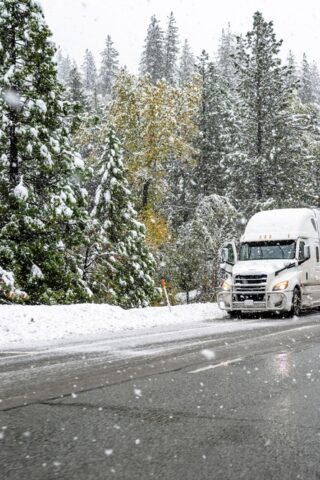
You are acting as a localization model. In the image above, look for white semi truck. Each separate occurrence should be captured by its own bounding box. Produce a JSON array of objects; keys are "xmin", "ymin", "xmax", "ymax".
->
[{"xmin": 218, "ymin": 208, "xmax": 320, "ymax": 316}]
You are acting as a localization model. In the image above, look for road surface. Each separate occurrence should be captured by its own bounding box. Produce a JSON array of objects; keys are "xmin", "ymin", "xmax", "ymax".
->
[{"xmin": 1, "ymin": 313, "xmax": 320, "ymax": 479}]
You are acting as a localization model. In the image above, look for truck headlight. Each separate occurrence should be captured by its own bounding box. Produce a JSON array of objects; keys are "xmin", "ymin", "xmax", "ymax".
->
[
  {"xmin": 222, "ymin": 280, "xmax": 232, "ymax": 291},
  {"xmin": 273, "ymin": 280, "xmax": 289, "ymax": 291}
]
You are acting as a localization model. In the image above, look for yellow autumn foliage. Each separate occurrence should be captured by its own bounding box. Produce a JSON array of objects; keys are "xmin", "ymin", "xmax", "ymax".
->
[
  {"xmin": 140, "ymin": 206, "xmax": 170, "ymax": 248},
  {"xmin": 110, "ymin": 71, "xmax": 202, "ymax": 211}
]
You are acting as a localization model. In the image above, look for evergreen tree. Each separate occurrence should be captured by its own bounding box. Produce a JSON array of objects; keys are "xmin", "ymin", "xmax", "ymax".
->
[
  {"xmin": 56, "ymin": 49, "xmax": 72, "ymax": 85},
  {"xmin": 286, "ymin": 50, "xmax": 299, "ymax": 89},
  {"xmin": 299, "ymin": 53, "xmax": 315, "ymax": 104},
  {"xmin": 81, "ymin": 49, "xmax": 98, "ymax": 110},
  {"xmin": 163, "ymin": 12, "xmax": 179, "ymax": 85},
  {"xmin": 86, "ymin": 126, "xmax": 157, "ymax": 307},
  {"xmin": 140, "ymin": 15, "xmax": 164, "ymax": 83},
  {"xmin": 67, "ymin": 64, "xmax": 86, "ymax": 105},
  {"xmin": 225, "ymin": 12, "xmax": 318, "ymax": 215},
  {"xmin": 311, "ymin": 61, "xmax": 320, "ymax": 108},
  {"xmin": 82, "ymin": 49, "xmax": 97, "ymax": 91},
  {"xmin": 99, "ymin": 35, "xmax": 119, "ymax": 96},
  {"xmin": 0, "ymin": 0, "xmax": 89, "ymax": 303},
  {"xmin": 194, "ymin": 51, "xmax": 235, "ymax": 198},
  {"xmin": 216, "ymin": 23, "xmax": 237, "ymax": 85},
  {"xmin": 179, "ymin": 39, "xmax": 195, "ymax": 85}
]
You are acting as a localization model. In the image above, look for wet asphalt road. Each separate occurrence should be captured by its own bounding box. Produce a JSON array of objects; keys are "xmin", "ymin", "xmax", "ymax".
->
[{"xmin": 1, "ymin": 314, "xmax": 320, "ymax": 479}]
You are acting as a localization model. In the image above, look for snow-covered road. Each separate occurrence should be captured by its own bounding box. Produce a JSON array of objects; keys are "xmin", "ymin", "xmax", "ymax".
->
[
  {"xmin": 0, "ymin": 302, "xmax": 225, "ymax": 352},
  {"xmin": 0, "ymin": 302, "xmax": 304, "ymax": 358}
]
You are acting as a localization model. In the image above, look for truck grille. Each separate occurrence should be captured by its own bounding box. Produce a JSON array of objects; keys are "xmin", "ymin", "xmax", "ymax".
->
[
  {"xmin": 233, "ymin": 274, "xmax": 267, "ymax": 302},
  {"xmin": 234, "ymin": 274, "xmax": 267, "ymax": 292}
]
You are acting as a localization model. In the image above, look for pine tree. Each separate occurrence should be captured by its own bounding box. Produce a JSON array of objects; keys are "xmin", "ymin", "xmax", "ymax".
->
[
  {"xmin": 299, "ymin": 53, "xmax": 314, "ymax": 104},
  {"xmin": 179, "ymin": 39, "xmax": 195, "ymax": 85},
  {"xmin": 194, "ymin": 51, "xmax": 235, "ymax": 199},
  {"xmin": 0, "ymin": 0, "xmax": 89, "ymax": 303},
  {"xmin": 81, "ymin": 49, "xmax": 98, "ymax": 110},
  {"xmin": 82, "ymin": 49, "xmax": 97, "ymax": 91},
  {"xmin": 67, "ymin": 64, "xmax": 86, "ymax": 105},
  {"xmin": 286, "ymin": 50, "xmax": 299, "ymax": 89},
  {"xmin": 99, "ymin": 35, "xmax": 119, "ymax": 97},
  {"xmin": 86, "ymin": 126, "xmax": 157, "ymax": 307},
  {"xmin": 225, "ymin": 12, "xmax": 318, "ymax": 215},
  {"xmin": 56, "ymin": 49, "xmax": 72, "ymax": 85},
  {"xmin": 216, "ymin": 23, "xmax": 236, "ymax": 84},
  {"xmin": 140, "ymin": 15, "xmax": 164, "ymax": 83},
  {"xmin": 163, "ymin": 12, "xmax": 179, "ymax": 85},
  {"xmin": 310, "ymin": 61, "xmax": 320, "ymax": 108}
]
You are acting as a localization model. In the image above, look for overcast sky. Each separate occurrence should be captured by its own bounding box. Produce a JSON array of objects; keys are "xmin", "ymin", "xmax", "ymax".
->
[{"xmin": 40, "ymin": 0, "xmax": 320, "ymax": 72}]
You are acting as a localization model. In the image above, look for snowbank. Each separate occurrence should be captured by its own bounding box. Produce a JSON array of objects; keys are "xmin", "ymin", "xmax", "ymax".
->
[{"xmin": 0, "ymin": 303, "xmax": 226, "ymax": 350}]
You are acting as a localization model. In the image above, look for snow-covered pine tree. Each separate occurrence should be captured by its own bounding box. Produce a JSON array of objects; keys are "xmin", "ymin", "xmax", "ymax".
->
[
  {"xmin": 81, "ymin": 49, "xmax": 98, "ymax": 110},
  {"xmin": 225, "ymin": 12, "xmax": 318, "ymax": 216},
  {"xmin": 216, "ymin": 23, "xmax": 237, "ymax": 85},
  {"xmin": 82, "ymin": 49, "xmax": 97, "ymax": 92},
  {"xmin": 163, "ymin": 12, "xmax": 179, "ymax": 85},
  {"xmin": 56, "ymin": 49, "xmax": 72, "ymax": 85},
  {"xmin": 88, "ymin": 126, "xmax": 157, "ymax": 308},
  {"xmin": 99, "ymin": 35, "xmax": 119, "ymax": 97},
  {"xmin": 285, "ymin": 50, "xmax": 299, "ymax": 89},
  {"xmin": 310, "ymin": 61, "xmax": 320, "ymax": 109},
  {"xmin": 0, "ymin": 0, "xmax": 89, "ymax": 303},
  {"xmin": 299, "ymin": 53, "xmax": 315, "ymax": 104},
  {"xmin": 179, "ymin": 39, "xmax": 195, "ymax": 85},
  {"xmin": 67, "ymin": 64, "xmax": 86, "ymax": 106},
  {"xmin": 140, "ymin": 15, "xmax": 164, "ymax": 83},
  {"xmin": 194, "ymin": 51, "xmax": 235, "ymax": 198}
]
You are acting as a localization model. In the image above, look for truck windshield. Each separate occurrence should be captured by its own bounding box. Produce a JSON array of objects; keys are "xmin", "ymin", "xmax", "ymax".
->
[{"xmin": 239, "ymin": 241, "xmax": 296, "ymax": 261}]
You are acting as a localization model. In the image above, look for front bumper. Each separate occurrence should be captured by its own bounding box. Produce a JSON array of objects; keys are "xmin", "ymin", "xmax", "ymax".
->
[{"xmin": 217, "ymin": 290, "xmax": 291, "ymax": 312}]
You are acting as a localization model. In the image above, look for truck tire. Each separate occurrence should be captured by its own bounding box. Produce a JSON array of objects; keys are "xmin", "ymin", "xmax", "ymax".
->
[
  {"xmin": 290, "ymin": 287, "xmax": 301, "ymax": 317},
  {"xmin": 228, "ymin": 311, "xmax": 241, "ymax": 318}
]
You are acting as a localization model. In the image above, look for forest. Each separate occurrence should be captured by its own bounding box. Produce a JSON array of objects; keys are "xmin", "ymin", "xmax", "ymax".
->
[{"xmin": 1, "ymin": 0, "xmax": 320, "ymax": 305}]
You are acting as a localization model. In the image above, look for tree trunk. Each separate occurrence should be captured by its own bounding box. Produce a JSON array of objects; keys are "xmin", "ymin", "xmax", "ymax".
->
[
  {"xmin": 9, "ymin": 108, "xmax": 19, "ymax": 188},
  {"xmin": 186, "ymin": 289, "xmax": 190, "ymax": 304},
  {"xmin": 142, "ymin": 179, "xmax": 151, "ymax": 208}
]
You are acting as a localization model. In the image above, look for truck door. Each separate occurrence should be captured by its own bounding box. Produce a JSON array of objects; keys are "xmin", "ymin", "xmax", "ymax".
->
[
  {"xmin": 220, "ymin": 241, "xmax": 237, "ymax": 279},
  {"xmin": 298, "ymin": 239, "xmax": 314, "ymax": 305},
  {"xmin": 310, "ymin": 242, "xmax": 320, "ymax": 304}
]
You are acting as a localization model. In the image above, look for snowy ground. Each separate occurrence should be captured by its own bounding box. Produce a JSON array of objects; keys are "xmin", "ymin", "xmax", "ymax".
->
[{"xmin": 0, "ymin": 302, "xmax": 227, "ymax": 351}]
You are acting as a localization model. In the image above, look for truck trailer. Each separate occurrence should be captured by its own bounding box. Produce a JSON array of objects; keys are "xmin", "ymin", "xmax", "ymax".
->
[{"xmin": 217, "ymin": 208, "xmax": 320, "ymax": 316}]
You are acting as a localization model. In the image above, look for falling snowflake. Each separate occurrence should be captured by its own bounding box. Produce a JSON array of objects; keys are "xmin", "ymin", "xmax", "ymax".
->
[{"xmin": 200, "ymin": 349, "xmax": 215, "ymax": 360}]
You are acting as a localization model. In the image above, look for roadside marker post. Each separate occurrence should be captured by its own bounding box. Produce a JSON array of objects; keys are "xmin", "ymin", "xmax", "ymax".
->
[{"xmin": 161, "ymin": 278, "xmax": 172, "ymax": 312}]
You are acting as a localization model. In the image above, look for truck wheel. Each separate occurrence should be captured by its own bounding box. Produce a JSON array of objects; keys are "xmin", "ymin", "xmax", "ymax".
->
[
  {"xmin": 291, "ymin": 288, "xmax": 301, "ymax": 317},
  {"xmin": 228, "ymin": 311, "xmax": 241, "ymax": 318}
]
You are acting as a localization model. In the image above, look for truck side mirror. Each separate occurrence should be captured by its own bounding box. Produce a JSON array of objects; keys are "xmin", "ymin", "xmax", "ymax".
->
[
  {"xmin": 304, "ymin": 245, "xmax": 310, "ymax": 260},
  {"xmin": 221, "ymin": 248, "xmax": 229, "ymax": 263},
  {"xmin": 220, "ymin": 246, "xmax": 235, "ymax": 266}
]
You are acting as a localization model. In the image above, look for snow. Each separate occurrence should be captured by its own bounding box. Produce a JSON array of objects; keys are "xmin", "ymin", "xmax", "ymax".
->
[
  {"xmin": 31, "ymin": 264, "xmax": 44, "ymax": 280},
  {"xmin": 35, "ymin": 99, "xmax": 47, "ymax": 113},
  {"xmin": 3, "ymin": 66, "xmax": 15, "ymax": 83},
  {"xmin": 13, "ymin": 176, "xmax": 28, "ymax": 200},
  {"xmin": 73, "ymin": 152, "xmax": 84, "ymax": 169},
  {"xmin": 0, "ymin": 268, "xmax": 15, "ymax": 288},
  {"xmin": 200, "ymin": 348, "xmax": 216, "ymax": 360},
  {"xmin": 242, "ymin": 208, "xmax": 316, "ymax": 242},
  {"xmin": 3, "ymin": 90, "xmax": 21, "ymax": 110},
  {"xmin": 0, "ymin": 302, "xmax": 225, "ymax": 350}
]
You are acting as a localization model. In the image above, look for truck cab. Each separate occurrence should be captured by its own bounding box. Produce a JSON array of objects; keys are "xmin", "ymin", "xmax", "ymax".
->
[{"xmin": 218, "ymin": 208, "xmax": 320, "ymax": 316}]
